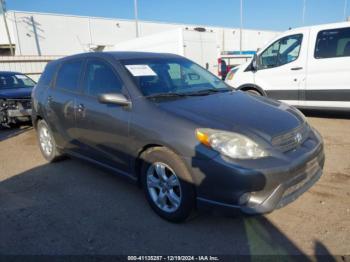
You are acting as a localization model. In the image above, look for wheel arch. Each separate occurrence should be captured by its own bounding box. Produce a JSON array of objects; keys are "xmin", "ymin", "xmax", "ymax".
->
[
  {"xmin": 134, "ymin": 144, "xmax": 164, "ymax": 185},
  {"xmin": 133, "ymin": 143, "xmax": 194, "ymax": 186},
  {"xmin": 32, "ymin": 114, "xmax": 43, "ymax": 129}
]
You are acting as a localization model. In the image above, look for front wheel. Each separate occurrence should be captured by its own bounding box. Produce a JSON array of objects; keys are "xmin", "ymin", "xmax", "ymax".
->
[
  {"xmin": 36, "ymin": 119, "xmax": 63, "ymax": 162},
  {"xmin": 140, "ymin": 147, "xmax": 196, "ymax": 222},
  {"xmin": 245, "ymin": 89, "xmax": 262, "ymax": 96}
]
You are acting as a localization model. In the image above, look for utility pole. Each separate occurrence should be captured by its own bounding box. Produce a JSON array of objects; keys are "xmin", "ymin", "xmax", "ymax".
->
[
  {"xmin": 134, "ymin": 0, "xmax": 139, "ymax": 37},
  {"xmin": 344, "ymin": 0, "xmax": 348, "ymax": 21},
  {"xmin": 302, "ymin": 0, "xmax": 306, "ymax": 25},
  {"xmin": 31, "ymin": 16, "xmax": 41, "ymax": 56},
  {"xmin": 239, "ymin": 0, "xmax": 243, "ymax": 54},
  {"xmin": 0, "ymin": 0, "xmax": 14, "ymax": 55}
]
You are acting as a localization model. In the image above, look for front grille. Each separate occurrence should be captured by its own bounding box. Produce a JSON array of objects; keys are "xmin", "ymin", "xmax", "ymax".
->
[
  {"xmin": 283, "ymin": 157, "xmax": 321, "ymax": 197},
  {"xmin": 271, "ymin": 123, "xmax": 310, "ymax": 152},
  {"xmin": 19, "ymin": 100, "xmax": 32, "ymax": 109},
  {"xmin": 277, "ymin": 149, "xmax": 325, "ymax": 209}
]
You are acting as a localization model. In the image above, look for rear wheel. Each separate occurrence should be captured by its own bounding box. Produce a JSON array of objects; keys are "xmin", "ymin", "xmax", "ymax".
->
[
  {"xmin": 37, "ymin": 119, "xmax": 63, "ymax": 162},
  {"xmin": 140, "ymin": 147, "xmax": 196, "ymax": 222}
]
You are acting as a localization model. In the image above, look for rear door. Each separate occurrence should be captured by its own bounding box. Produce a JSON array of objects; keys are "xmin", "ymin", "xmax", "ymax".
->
[
  {"xmin": 45, "ymin": 58, "xmax": 84, "ymax": 152},
  {"xmin": 75, "ymin": 58, "xmax": 131, "ymax": 174},
  {"xmin": 183, "ymin": 30, "xmax": 219, "ymax": 75},
  {"xmin": 305, "ymin": 25, "xmax": 350, "ymax": 109},
  {"xmin": 254, "ymin": 29, "xmax": 308, "ymax": 106}
]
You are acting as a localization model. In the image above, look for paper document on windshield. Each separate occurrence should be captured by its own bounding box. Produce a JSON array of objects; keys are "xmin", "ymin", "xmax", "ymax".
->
[{"xmin": 125, "ymin": 65, "xmax": 157, "ymax": 77}]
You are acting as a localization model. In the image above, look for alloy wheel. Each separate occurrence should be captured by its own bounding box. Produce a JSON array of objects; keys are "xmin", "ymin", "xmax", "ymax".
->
[
  {"xmin": 146, "ymin": 162, "xmax": 182, "ymax": 213},
  {"xmin": 39, "ymin": 125, "xmax": 53, "ymax": 156}
]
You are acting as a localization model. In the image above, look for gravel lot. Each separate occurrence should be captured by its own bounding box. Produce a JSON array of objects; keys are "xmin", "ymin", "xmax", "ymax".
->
[{"xmin": 0, "ymin": 111, "xmax": 349, "ymax": 256}]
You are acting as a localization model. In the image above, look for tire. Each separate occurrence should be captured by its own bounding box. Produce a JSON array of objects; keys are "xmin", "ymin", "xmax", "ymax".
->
[
  {"xmin": 36, "ymin": 119, "xmax": 63, "ymax": 162},
  {"xmin": 8, "ymin": 122, "xmax": 21, "ymax": 129},
  {"xmin": 140, "ymin": 147, "xmax": 196, "ymax": 222},
  {"xmin": 245, "ymin": 89, "xmax": 262, "ymax": 96}
]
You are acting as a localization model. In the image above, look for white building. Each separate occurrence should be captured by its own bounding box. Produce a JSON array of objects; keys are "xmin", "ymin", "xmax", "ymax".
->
[{"xmin": 0, "ymin": 10, "xmax": 280, "ymax": 56}]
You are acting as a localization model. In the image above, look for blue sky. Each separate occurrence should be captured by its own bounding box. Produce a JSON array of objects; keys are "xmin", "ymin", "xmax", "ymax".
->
[{"xmin": 5, "ymin": 0, "xmax": 349, "ymax": 31}]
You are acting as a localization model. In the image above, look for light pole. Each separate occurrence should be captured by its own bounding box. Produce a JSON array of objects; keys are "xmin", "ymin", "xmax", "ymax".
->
[
  {"xmin": 344, "ymin": 0, "xmax": 348, "ymax": 21},
  {"xmin": 134, "ymin": 0, "xmax": 139, "ymax": 37},
  {"xmin": 0, "ymin": 0, "xmax": 14, "ymax": 55},
  {"xmin": 239, "ymin": 0, "xmax": 243, "ymax": 54},
  {"xmin": 302, "ymin": 0, "xmax": 306, "ymax": 25}
]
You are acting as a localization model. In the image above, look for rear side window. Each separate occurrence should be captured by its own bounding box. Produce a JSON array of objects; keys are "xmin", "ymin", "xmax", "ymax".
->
[
  {"xmin": 315, "ymin": 27, "xmax": 350, "ymax": 59},
  {"xmin": 83, "ymin": 59, "xmax": 123, "ymax": 97},
  {"xmin": 55, "ymin": 60, "xmax": 83, "ymax": 92},
  {"xmin": 37, "ymin": 62, "xmax": 58, "ymax": 87}
]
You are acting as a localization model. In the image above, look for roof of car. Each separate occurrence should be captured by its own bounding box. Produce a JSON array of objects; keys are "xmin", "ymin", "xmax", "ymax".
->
[
  {"xmin": 55, "ymin": 51, "xmax": 183, "ymax": 63},
  {"xmin": 109, "ymin": 51, "xmax": 183, "ymax": 60},
  {"xmin": 0, "ymin": 71, "xmax": 24, "ymax": 75}
]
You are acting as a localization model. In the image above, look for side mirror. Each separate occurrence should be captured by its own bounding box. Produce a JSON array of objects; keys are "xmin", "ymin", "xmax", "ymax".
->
[
  {"xmin": 98, "ymin": 93, "xmax": 131, "ymax": 107},
  {"xmin": 251, "ymin": 54, "xmax": 258, "ymax": 71}
]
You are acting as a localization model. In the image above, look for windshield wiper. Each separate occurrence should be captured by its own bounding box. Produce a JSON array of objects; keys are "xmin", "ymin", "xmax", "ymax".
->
[
  {"xmin": 145, "ymin": 89, "xmax": 231, "ymax": 99},
  {"xmin": 183, "ymin": 88, "xmax": 231, "ymax": 96},
  {"xmin": 145, "ymin": 92, "xmax": 188, "ymax": 99}
]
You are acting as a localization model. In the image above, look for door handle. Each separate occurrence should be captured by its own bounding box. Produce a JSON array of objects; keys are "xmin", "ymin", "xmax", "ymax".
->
[
  {"xmin": 77, "ymin": 104, "xmax": 85, "ymax": 113},
  {"xmin": 291, "ymin": 67, "xmax": 303, "ymax": 71}
]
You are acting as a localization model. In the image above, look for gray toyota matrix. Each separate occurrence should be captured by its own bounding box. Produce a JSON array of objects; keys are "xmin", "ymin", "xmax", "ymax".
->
[{"xmin": 32, "ymin": 52, "xmax": 325, "ymax": 222}]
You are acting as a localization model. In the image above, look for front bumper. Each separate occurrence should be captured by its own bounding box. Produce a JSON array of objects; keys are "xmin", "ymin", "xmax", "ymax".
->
[
  {"xmin": 186, "ymin": 129, "xmax": 325, "ymax": 214},
  {"xmin": 241, "ymin": 149, "xmax": 324, "ymax": 214},
  {"xmin": 0, "ymin": 98, "xmax": 32, "ymax": 124}
]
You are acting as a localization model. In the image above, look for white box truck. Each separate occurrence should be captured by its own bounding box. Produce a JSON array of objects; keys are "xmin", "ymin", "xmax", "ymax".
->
[{"xmin": 109, "ymin": 28, "xmax": 220, "ymax": 75}]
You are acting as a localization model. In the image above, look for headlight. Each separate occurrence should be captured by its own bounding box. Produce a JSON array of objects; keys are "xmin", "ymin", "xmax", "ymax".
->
[
  {"xmin": 0, "ymin": 99, "xmax": 6, "ymax": 109},
  {"xmin": 196, "ymin": 128, "xmax": 269, "ymax": 159}
]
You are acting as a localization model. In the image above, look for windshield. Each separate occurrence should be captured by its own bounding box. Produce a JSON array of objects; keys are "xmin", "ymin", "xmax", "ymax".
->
[
  {"xmin": 121, "ymin": 58, "xmax": 230, "ymax": 97},
  {"xmin": 0, "ymin": 73, "xmax": 36, "ymax": 89}
]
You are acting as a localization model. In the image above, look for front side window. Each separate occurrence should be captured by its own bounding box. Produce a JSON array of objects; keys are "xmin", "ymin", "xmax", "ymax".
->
[
  {"xmin": 83, "ymin": 60, "xmax": 123, "ymax": 97},
  {"xmin": 55, "ymin": 60, "xmax": 83, "ymax": 92},
  {"xmin": 259, "ymin": 34, "xmax": 303, "ymax": 69},
  {"xmin": 121, "ymin": 58, "xmax": 229, "ymax": 97},
  {"xmin": 315, "ymin": 27, "xmax": 350, "ymax": 59}
]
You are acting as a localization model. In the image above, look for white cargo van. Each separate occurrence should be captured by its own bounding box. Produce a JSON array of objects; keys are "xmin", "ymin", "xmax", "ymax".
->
[{"xmin": 225, "ymin": 22, "xmax": 350, "ymax": 110}]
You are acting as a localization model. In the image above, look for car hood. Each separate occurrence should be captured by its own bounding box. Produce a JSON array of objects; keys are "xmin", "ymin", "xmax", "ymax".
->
[
  {"xmin": 0, "ymin": 87, "xmax": 32, "ymax": 99},
  {"xmin": 157, "ymin": 91, "xmax": 304, "ymax": 141},
  {"xmin": 237, "ymin": 61, "xmax": 251, "ymax": 72}
]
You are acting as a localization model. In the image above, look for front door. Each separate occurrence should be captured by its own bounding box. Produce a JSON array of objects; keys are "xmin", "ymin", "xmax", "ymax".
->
[
  {"xmin": 75, "ymin": 58, "xmax": 131, "ymax": 174},
  {"xmin": 254, "ymin": 31, "xmax": 308, "ymax": 107}
]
